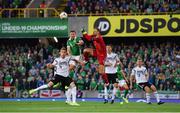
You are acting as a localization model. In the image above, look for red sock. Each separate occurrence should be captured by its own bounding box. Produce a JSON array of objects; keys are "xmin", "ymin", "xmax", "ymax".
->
[
  {"xmin": 101, "ymin": 73, "xmax": 109, "ymax": 84},
  {"xmin": 83, "ymin": 52, "xmax": 89, "ymax": 61}
]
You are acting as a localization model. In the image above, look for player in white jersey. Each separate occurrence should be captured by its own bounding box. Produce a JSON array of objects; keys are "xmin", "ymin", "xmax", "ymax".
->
[
  {"xmin": 130, "ymin": 58, "xmax": 164, "ymax": 105},
  {"xmin": 29, "ymin": 47, "xmax": 80, "ymax": 106},
  {"xmin": 104, "ymin": 45, "xmax": 121, "ymax": 104}
]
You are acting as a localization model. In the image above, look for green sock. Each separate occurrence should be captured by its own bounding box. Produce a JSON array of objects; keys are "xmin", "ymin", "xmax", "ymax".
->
[{"xmin": 124, "ymin": 90, "xmax": 128, "ymax": 98}]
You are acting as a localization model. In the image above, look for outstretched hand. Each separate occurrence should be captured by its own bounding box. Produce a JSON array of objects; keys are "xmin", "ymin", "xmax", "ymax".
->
[{"xmin": 81, "ymin": 28, "xmax": 87, "ymax": 35}]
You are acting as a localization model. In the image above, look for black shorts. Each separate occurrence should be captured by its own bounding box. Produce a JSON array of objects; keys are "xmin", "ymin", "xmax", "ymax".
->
[
  {"xmin": 138, "ymin": 82, "xmax": 152, "ymax": 91},
  {"xmin": 106, "ymin": 73, "xmax": 118, "ymax": 84},
  {"xmin": 51, "ymin": 74, "xmax": 72, "ymax": 90}
]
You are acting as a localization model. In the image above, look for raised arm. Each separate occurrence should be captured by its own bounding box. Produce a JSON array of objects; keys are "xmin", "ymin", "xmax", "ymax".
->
[{"xmin": 81, "ymin": 28, "xmax": 92, "ymax": 41}]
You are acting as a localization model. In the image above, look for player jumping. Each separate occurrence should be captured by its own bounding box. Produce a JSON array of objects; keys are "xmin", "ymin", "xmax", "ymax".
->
[
  {"xmin": 29, "ymin": 47, "xmax": 80, "ymax": 106},
  {"xmin": 81, "ymin": 28, "xmax": 109, "ymax": 85},
  {"xmin": 67, "ymin": 30, "xmax": 84, "ymax": 71},
  {"xmin": 130, "ymin": 58, "xmax": 164, "ymax": 105}
]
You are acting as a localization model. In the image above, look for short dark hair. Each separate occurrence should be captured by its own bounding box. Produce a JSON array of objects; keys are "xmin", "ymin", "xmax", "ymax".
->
[
  {"xmin": 137, "ymin": 58, "xmax": 142, "ymax": 61},
  {"xmin": 70, "ymin": 30, "xmax": 76, "ymax": 33}
]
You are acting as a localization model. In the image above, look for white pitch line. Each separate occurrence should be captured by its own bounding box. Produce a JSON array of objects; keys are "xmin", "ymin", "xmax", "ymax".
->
[{"xmin": 0, "ymin": 111, "xmax": 180, "ymax": 113}]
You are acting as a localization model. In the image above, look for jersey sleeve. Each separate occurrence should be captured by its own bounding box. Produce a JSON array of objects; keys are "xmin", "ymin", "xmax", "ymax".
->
[
  {"xmin": 68, "ymin": 56, "xmax": 74, "ymax": 64},
  {"xmin": 144, "ymin": 68, "xmax": 148, "ymax": 75},
  {"xmin": 52, "ymin": 58, "xmax": 58, "ymax": 66},
  {"xmin": 82, "ymin": 34, "xmax": 92, "ymax": 41},
  {"xmin": 77, "ymin": 37, "xmax": 81, "ymax": 42},
  {"xmin": 67, "ymin": 40, "xmax": 70, "ymax": 47}
]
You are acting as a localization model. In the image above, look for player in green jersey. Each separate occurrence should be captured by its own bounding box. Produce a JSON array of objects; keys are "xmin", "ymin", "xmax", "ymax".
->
[
  {"xmin": 116, "ymin": 65, "xmax": 129, "ymax": 104},
  {"xmin": 66, "ymin": 30, "xmax": 84, "ymax": 105},
  {"xmin": 67, "ymin": 30, "xmax": 84, "ymax": 66},
  {"xmin": 67, "ymin": 30, "xmax": 84, "ymax": 78}
]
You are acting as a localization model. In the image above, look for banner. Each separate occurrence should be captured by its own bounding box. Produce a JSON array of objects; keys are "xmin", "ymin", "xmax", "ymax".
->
[
  {"xmin": 0, "ymin": 18, "xmax": 68, "ymax": 38},
  {"xmin": 89, "ymin": 15, "xmax": 180, "ymax": 37},
  {"xmin": 40, "ymin": 90, "xmax": 63, "ymax": 98},
  {"xmin": 159, "ymin": 94, "xmax": 179, "ymax": 99}
]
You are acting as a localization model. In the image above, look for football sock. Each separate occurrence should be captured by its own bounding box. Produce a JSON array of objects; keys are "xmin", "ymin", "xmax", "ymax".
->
[
  {"xmin": 124, "ymin": 90, "xmax": 128, "ymax": 98},
  {"xmin": 154, "ymin": 91, "xmax": 160, "ymax": 103},
  {"xmin": 66, "ymin": 88, "xmax": 71, "ymax": 103},
  {"xmin": 72, "ymin": 86, "xmax": 77, "ymax": 103},
  {"xmin": 146, "ymin": 93, "xmax": 151, "ymax": 103},
  {"xmin": 102, "ymin": 73, "xmax": 109, "ymax": 84},
  {"xmin": 112, "ymin": 87, "xmax": 117, "ymax": 100},
  {"xmin": 104, "ymin": 86, "xmax": 108, "ymax": 100}
]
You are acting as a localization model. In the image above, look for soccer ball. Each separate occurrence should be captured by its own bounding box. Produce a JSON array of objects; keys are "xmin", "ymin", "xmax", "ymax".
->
[{"xmin": 59, "ymin": 12, "xmax": 68, "ymax": 19}]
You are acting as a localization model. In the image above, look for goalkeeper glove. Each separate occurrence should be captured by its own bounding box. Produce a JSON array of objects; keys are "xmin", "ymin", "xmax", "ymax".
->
[{"xmin": 81, "ymin": 28, "xmax": 87, "ymax": 35}]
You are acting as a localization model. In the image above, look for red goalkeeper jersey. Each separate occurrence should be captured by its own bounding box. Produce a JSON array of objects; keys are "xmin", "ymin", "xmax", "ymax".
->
[{"xmin": 83, "ymin": 34, "xmax": 106, "ymax": 57}]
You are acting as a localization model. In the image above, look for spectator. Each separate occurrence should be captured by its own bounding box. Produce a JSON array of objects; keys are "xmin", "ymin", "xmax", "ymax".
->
[
  {"xmin": 174, "ymin": 75, "xmax": 180, "ymax": 91},
  {"xmin": 3, "ymin": 72, "xmax": 13, "ymax": 86},
  {"xmin": 84, "ymin": 75, "xmax": 90, "ymax": 90},
  {"xmin": 0, "ymin": 39, "xmax": 179, "ymax": 92},
  {"xmin": 65, "ymin": 0, "xmax": 180, "ymax": 14},
  {"xmin": 29, "ymin": 77, "xmax": 37, "ymax": 89},
  {"xmin": 90, "ymin": 78, "xmax": 97, "ymax": 91},
  {"xmin": 76, "ymin": 76, "xmax": 85, "ymax": 90},
  {"xmin": 37, "ymin": 76, "xmax": 44, "ymax": 87}
]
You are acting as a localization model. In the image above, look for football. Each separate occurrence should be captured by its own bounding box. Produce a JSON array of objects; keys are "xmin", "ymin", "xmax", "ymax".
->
[{"xmin": 59, "ymin": 12, "xmax": 68, "ymax": 19}]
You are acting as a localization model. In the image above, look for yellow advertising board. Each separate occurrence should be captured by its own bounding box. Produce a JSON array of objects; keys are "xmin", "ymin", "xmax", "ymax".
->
[{"xmin": 88, "ymin": 15, "xmax": 180, "ymax": 37}]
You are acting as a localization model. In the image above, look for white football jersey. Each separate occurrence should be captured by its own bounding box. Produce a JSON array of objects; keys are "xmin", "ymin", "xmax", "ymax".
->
[
  {"xmin": 52, "ymin": 56, "xmax": 72, "ymax": 77},
  {"xmin": 105, "ymin": 53, "xmax": 120, "ymax": 74},
  {"xmin": 131, "ymin": 66, "xmax": 148, "ymax": 84}
]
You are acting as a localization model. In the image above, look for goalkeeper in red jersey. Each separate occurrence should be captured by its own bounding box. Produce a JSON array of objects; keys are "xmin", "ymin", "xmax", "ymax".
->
[{"xmin": 81, "ymin": 28, "xmax": 109, "ymax": 85}]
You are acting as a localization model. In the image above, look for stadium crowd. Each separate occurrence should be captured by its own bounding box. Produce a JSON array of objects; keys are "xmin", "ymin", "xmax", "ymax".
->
[
  {"xmin": 0, "ymin": 0, "xmax": 31, "ymax": 9},
  {"xmin": 0, "ymin": 41, "xmax": 180, "ymax": 94},
  {"xmin": 65, "ymin": 0, "xmax": 180, "ymax": 14}
]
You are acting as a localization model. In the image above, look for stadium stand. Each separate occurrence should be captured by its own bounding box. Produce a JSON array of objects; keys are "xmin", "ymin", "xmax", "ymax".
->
[
  {"xmin": 0, "ymin": 38, "xmax": 179, "ymax": 97},
  {"xmin": 64, "ymin": 0, "xmax": 180, "ymax": 14}
]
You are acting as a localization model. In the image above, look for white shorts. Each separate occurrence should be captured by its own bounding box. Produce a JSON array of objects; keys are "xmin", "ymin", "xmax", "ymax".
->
[
  {"xmin": 69, "ymin": 55, "xmax": 81, "ymax": 66},
  {"xmin": 118, "ymin": 80, "xmax": 127, "ymax": 87}
]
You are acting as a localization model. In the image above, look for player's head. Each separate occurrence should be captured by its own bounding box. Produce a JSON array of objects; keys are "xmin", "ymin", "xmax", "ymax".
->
[
  {"xmin": 106, "ymin": 45, "xmax": 113, "ymax": 54},
  {"xmin": 93, "ymin": 28, "xmax": 100, "ymax": 36},
  {"xmin": 70, "ymin": 30, "xmax": 76, "ymax": 39},
  {"xmin": 59, "ymin": 47, "xmax": 67, "ymax": 58},
  {"xmin": 137, "ymin": 58, "xmax": 143, "ymax": 67}
]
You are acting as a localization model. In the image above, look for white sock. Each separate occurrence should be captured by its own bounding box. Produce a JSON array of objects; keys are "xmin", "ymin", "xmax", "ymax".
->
[
  {"xmin": 72, "ymin": 86, "xmax": 77, "ymax": 103},
  {"xmin": 34, "ymin": 84, "xmax": 48, "ymax": 92},
  {"xmin": 154, "ymin": 91, "xmax": 160, "ymax": 103},
  {"xmin": 112, "ymin": 87, "xmax": 117, "ymax": 100},
  {"xmin": 104, "ymin": 86, "xmax": 108, "ymax": 100},
  {"xmin": 65, "ymin": 88, "xmax": 71, "ymax": 103},
  {"xmin": 146, "ymin": 93, "xmax": 151, "ymax": 103}
]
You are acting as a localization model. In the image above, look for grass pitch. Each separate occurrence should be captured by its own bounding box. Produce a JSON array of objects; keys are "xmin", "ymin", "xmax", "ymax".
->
[{"xmin": 0, "ymin": 101, "xmax": 180, "ymax": 112}]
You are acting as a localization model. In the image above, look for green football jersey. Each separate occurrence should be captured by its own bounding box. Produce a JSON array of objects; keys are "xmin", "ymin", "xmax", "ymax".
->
[
  {"xmin": 117, "ymin": 65, "xmax": 124, "ymax": 80},
  {"xmin": 67, "ymin": 37, "xmax": 82, "ymax": 56},
  {"xmin": 174, "ymin": 77, "xmax": 180, "ymax": 87}
]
